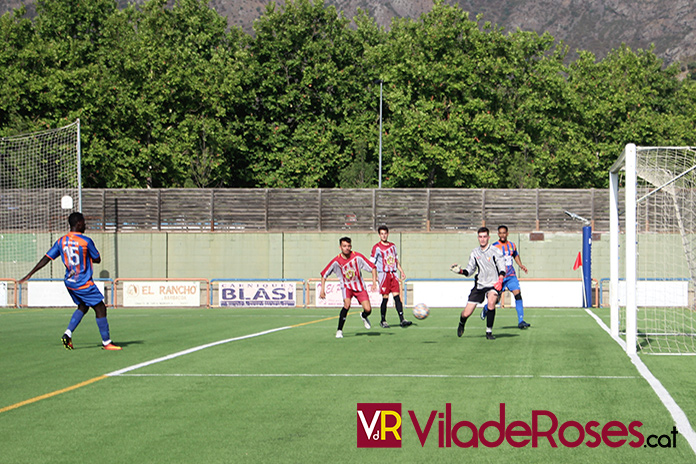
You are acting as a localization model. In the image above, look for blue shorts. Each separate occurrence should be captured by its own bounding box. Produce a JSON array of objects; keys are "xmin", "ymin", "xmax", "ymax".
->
[
  {"xmin": 67, "ymin": 284, "xmax": 104, "ymax": 307},
  {"xmin": 503, "ymin": 276, "xmax": 521, "ymax": 292}
]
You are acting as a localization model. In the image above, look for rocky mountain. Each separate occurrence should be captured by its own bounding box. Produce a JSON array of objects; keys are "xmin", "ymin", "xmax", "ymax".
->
[{"xmin": 2, "ymin": 0, "xmax": 695, "ymax": 65}]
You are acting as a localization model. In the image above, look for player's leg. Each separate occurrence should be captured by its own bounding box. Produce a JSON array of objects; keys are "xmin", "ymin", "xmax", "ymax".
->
[
  {"xmin": 484, "ymin": 289, "xmax": 500, "ymax": 340},
  {"xmin": 457, "ymin": 302, "xmax": 477, "ymax": 337},
  {"xmin": 93, "ymin": 301, "xmax": 120, "ymax": 350},
  {"xmin": 380, "ymin": 296, "xmax": 389, "ymax": 327},
  {"xmin": 78, "ymin": 285, "xmax": 121, "ymax": 350},
  {"xmin": 390, "ymin": 276, "xmax": 411, "ymax": 327},
  {"xmin": 336, "ymin": 294, "xmax": 352, "ymax": 338},
  {"xmin": 507, "ymin": 277, "xmax": 530, "ymax": 328},
  {"xmin": 394, "ymin": 292, "xmax": 411, "ymax": 327},
  {"xmin": 458, "ymin": 288, "xmax": 485, "ymax": 337},
  {"xmin": 63, "ymin": 290, "xmax": 89, "ymax": 350},
  {"xmin": 358, "ymin": 295, "xmax": 372, "ymax": 329},
  {"xmin": 378, "ymin": 272, "xmax": 389, "ymax": 327}
]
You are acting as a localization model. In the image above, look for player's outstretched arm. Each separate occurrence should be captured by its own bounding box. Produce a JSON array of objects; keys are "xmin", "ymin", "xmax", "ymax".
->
[
  {"xmin": 19, "ymin": 256, "xmax": 51, "ymax": 283},
  {"xmin": 515, "ymin": 255, "xmax": 528, "ymax": 273},
  {"xmin": 450, "ymin": 264, "xmax": 468, "ymax": 276}
]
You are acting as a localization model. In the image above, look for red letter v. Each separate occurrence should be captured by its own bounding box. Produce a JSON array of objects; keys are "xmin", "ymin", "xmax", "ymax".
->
[{"xmin": 408, "ymin": 410, "xmax": 437, "ymax": 447}]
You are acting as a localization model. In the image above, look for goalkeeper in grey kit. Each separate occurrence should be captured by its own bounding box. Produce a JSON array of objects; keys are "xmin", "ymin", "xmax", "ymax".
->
[{"xmin": 450, "ymin": 227, "xmax": 507, "ymax": 340}]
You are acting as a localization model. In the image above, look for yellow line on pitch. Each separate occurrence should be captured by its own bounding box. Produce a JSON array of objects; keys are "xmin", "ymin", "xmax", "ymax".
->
[
  {"xmin": 0, "ymin": 375, "xmax": 107, "ymax": 414},
  {"xmin": 290, "ymin": 310, "xmax": 368, "ymax": 328},
  {"xmin": 0, "ymin": 312, "xmax": 347, "ymax": 413},
  {"xmin": 290, "ymin": 314, "xmax": 338, "ymax": 327}
]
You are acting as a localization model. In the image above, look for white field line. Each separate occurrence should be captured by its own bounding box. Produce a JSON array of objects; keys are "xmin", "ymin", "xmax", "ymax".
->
[
  {"xmin": 585, "ymin": 308, "xmax": 696, "ymax": 455},
  {"xmin": 113, "ymin": 373, "xmax": 638, "ymax": 379},
  {"xmin": 106, "ymin": 327, "xmax": 291, "ymax": 376},
  {"xmin": 646, "ymin": 353, "xmax": 696, "ymax": 356}
]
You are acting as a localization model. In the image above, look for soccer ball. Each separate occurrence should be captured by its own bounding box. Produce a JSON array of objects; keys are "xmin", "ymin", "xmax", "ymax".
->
[{"xmin": 412, "ymin": 303, "xmax": 429, "ymax": 320}]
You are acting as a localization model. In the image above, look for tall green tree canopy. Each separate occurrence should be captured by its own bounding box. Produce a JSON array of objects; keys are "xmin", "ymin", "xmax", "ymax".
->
[{"xmin": 1, "ymin": 0, "xmax": 695, "ymax": 189}]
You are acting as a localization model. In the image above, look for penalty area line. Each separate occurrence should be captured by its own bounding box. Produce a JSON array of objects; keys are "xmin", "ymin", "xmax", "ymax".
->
[
  {"xmin": 585, "ymin": 308, "xmax": 696, "ymax": 456},
  {"xmin": 108, "ymin": 314, "xmax": 339, "ymax": 377},
  {"xmin": 2, "ymin": 318, "xmax": 331, "ymax": 415},
  {"xmin": 107, "ymin": 326, "xmax": 291, "ymax": 376}
]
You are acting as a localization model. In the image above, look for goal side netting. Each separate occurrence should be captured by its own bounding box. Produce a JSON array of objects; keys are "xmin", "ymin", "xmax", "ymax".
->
[
  {"xmin": 610, "ymin": 144, "xmax": 696, "ymax": 355},
  {"xmin": 0, "ymin": 120, "xmax": 81, "ymax": 279}
]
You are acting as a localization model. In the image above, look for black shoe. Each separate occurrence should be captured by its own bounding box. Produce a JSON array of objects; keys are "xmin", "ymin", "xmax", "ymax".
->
[
  {"xmin": 486, "ymin": 332, "xmax": 496, "ymax": 340},
  {"xmin": 518, "ymin": 321, "xmax": 531, "ymax": 329},
  {"xmin": 457, "ymin": 323, "xmax": 465, "ymax": 337},
  {"xmin": 400, "ymin": 320, "xmax": 412, "ymax": 327},
  {"xmin": 61, "ymin": 334, "xmax": 74, "ymax": 350},
  {"xmin": 380, "ymin": 320, "xmax": 390, "ymax": 328}
]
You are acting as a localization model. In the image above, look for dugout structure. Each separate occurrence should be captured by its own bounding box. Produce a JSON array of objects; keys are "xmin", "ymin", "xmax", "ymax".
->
[{"xmin": 610, "ymin": 144, "xmax": 696, "ymax": 355}]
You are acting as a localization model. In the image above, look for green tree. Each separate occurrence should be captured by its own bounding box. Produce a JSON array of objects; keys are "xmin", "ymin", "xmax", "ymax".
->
[
  {"xmin": 241, "ymin": 0, "xmax": 375, "ymax": 187},
  {"xmin": 370, "ymin": 2, "xmax": 569, "ymax": 188},
  {"xmin": 79, "ymin": 0, "xmax": 247, "ymax": 187},
  {"xmin": 561, "ymin": 45, "xmax": 688, "ymax": 188}
]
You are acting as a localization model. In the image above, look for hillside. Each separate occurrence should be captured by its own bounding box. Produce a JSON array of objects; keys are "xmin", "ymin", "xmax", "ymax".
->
[{"xmin": 2, "ymin": 0, "xmax": 696, "ymax": 64}]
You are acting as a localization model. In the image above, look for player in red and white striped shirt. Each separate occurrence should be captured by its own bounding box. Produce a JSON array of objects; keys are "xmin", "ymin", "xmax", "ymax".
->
[
  {"xmin": 371, "ymin": 226, "xmax": 411, "ymax": 328},
  {"xmin": 320, "ymin": 237, "xmax": 378, "ymax": 339}
]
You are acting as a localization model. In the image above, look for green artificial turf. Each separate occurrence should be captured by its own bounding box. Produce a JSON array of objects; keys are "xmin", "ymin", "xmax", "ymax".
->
[{"xmin": 1, "ymin": 306, "xmax": 695, "ymax": 463}]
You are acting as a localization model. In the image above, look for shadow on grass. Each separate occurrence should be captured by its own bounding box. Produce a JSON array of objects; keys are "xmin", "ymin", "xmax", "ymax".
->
[
  {"xmin": 113, "ymin": 340, "xmax": 145, "ymax": 347},
  {"xmin": 73, "ymin": 340, "xmax": 145, "ymax": 350},
  {"xmin": 500, "ymin": 325, "xmax": 532, "ymax": 330},
  {"xmin": 487, "ymin": 333, "xmax": 520, "ymax": 339}
]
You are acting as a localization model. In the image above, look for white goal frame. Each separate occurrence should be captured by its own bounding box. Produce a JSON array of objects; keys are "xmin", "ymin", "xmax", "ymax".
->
[{"xmin": 610, "ymin": 143, "xmax": 696, "ymax": 355}]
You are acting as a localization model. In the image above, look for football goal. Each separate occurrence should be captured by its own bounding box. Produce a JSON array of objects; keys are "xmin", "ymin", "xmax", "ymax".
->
[
  {"xmin": 0, "ymin": 120, "xmax": 81, "ymax": 279},
  {"xmin": 610, "ymin": 144, "xmax": 696, "ymax": 355}
]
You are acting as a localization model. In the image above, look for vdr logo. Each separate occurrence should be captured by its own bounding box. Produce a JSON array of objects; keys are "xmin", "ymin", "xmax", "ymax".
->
[{"xmin": 357, "ymin": 403, "xmax": 402, "ymax": 448}]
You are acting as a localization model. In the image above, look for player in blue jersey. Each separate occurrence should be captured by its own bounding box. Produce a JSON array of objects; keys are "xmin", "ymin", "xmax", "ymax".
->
[
  {"xmin": 19, "ymin": 212, "xmax": 122, "ymax": 350},
  {"xmin": 491, "ymin": 225, "xmax": 530, "ymax": 329}
]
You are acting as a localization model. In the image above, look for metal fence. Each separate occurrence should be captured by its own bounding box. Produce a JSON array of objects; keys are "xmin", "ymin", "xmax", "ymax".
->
[{"xmin": 70, "ymin": 188, "xmax": 610, "ymax": 233}]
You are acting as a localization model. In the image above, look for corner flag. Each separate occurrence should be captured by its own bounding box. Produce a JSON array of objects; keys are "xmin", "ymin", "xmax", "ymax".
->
[{"xmin": 573, "ymin": 252, "xmax": 582, "ymax": 271}]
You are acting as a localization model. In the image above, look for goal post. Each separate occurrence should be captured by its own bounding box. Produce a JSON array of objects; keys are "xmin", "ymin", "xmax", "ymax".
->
[
  {"xmin": 0, "ymin": 119, "xmax": 81, "ymax": 279},
  {"xmin": 610, "ymin": 144, "xmax": 696, "ymax": 355}
]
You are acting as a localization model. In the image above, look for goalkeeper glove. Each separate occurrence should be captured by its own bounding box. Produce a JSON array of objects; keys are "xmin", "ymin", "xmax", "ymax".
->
[
  {"xmin": 450, "ymin": 264, "xmax": 462, "ymax": 275},
  {"xmin": 494, "ymin": 275, "xmax": 504, "ymax": 292}
]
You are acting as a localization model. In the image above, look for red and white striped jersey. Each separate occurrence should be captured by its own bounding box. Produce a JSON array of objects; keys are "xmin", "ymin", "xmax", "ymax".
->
[
  {"xmin": 321, "ymin": 252, "xmax": 375, "ymax": 292},
  {"xmin": 370, "ymin": 241, "xmax": 399, "ymax": 274}
]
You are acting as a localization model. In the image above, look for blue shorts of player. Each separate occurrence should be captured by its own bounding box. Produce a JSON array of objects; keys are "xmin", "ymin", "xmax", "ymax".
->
[
  {"xmin": 503, "ymin": 276, "xmax": 521, "ymax": 292},
  {"xmin": 67, "ymin": 284, "xmax": 104, "ymax": 307}
]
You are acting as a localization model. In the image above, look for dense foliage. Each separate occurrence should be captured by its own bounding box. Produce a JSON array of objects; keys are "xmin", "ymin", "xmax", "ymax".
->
[{"xmin": 2, "ymin": 0, "xmax": 695, "ymax": 188}]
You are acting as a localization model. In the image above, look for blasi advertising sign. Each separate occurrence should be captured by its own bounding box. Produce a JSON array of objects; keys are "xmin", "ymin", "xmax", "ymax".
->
[{"xmin": 219, "ymin": 282, "xmax": 296, "ymax": 307}]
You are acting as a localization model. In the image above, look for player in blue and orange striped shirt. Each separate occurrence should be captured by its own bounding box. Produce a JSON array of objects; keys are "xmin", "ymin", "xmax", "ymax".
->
[
  {"xmin": 20, "ymin": 212, "xmax": 121, "ymax": 350},
  {"xmin": 492, "ymin": 225, "xmax": 531, "ymax": 329}
]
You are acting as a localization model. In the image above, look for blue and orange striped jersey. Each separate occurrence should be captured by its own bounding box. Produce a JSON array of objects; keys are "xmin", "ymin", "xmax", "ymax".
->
[
  {"xmin": 46, "ymin": 232, "xmax": 100, "ymax": 290},
  {"xmin": 492, "ymin": 240, "xmax": 518, "ymax": 278}
]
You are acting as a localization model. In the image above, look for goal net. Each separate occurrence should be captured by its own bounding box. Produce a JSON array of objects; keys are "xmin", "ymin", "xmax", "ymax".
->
[
  {"xmin": 610, "ymin": 144, "xmax": 696, "ymax": 355},
  {"xmin": 0, "ymin": 120, "xmax": 81, "ymax": 280}
]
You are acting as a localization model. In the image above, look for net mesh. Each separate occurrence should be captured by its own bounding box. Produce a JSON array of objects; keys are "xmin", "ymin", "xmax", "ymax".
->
[
  {"xmin": 619, "ymin": 147, "xmax": 696, "ymax": 354},
  {"xmin": 0, "ymin": 120, "xmax": 80, "ymax": 279}
]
